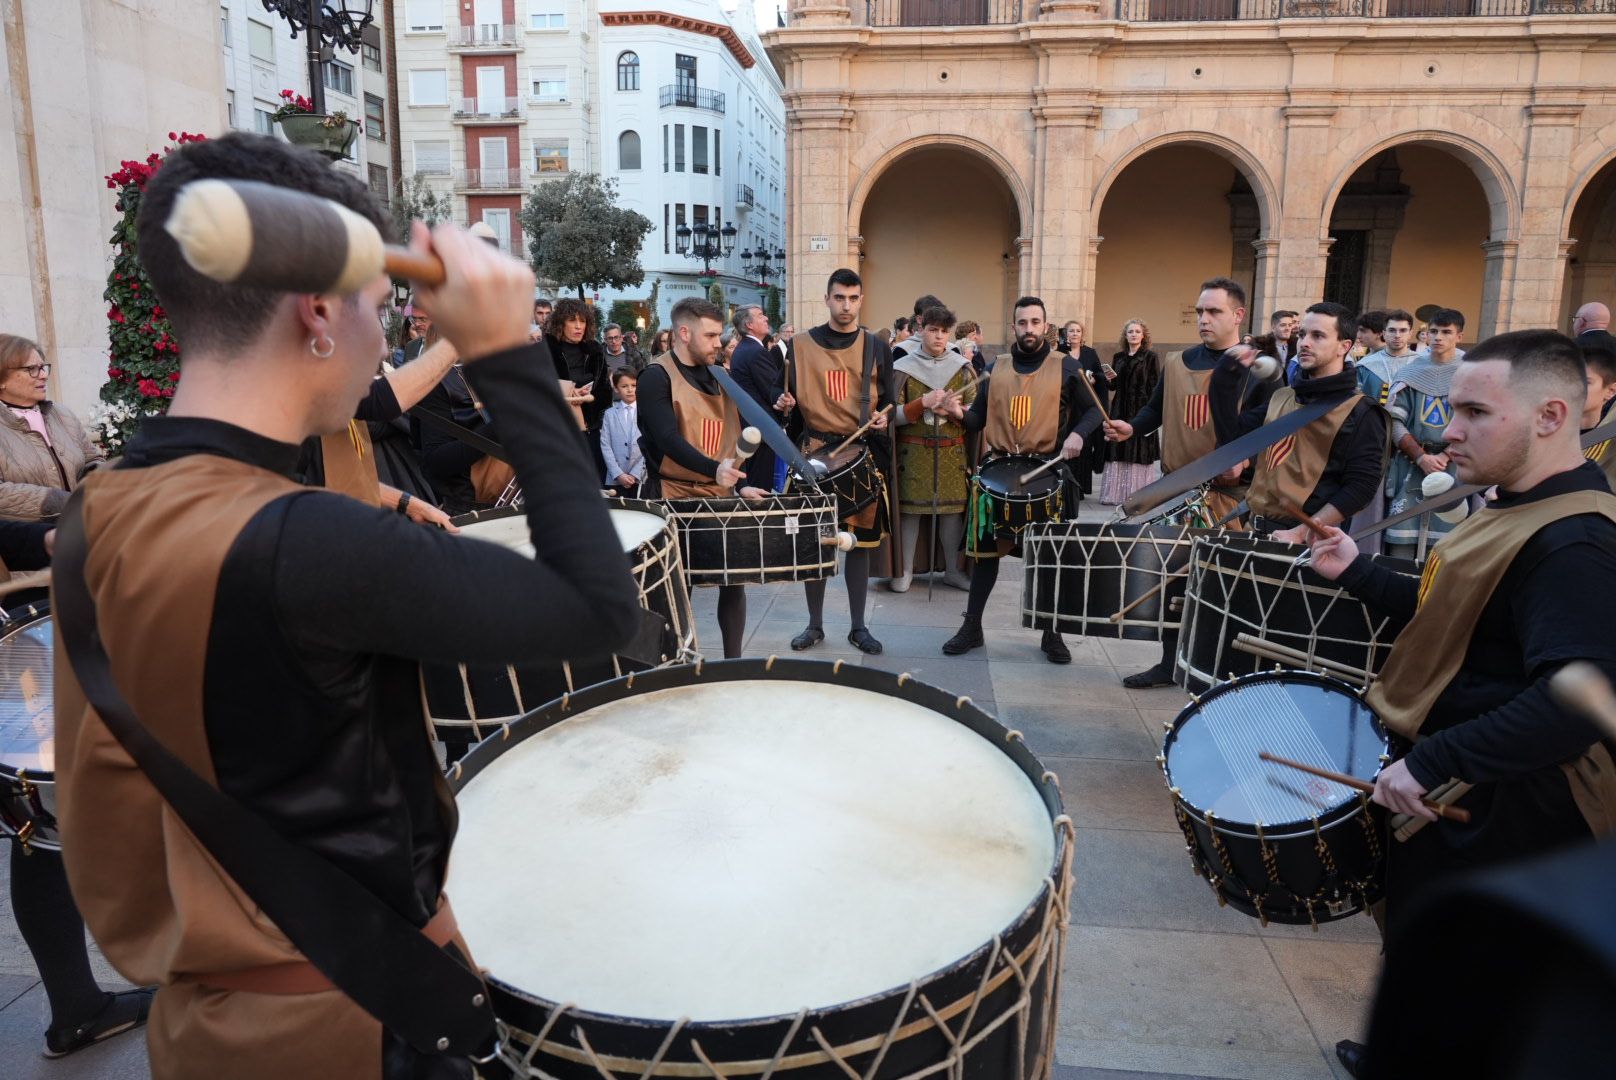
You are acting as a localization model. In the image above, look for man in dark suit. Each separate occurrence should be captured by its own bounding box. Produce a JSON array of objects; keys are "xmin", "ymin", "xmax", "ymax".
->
[
  {"xmin": 728, "ymin": 303, "xmax": 788, "ymax": 489},
  {"xmin": 1252, "ymin": 308, "xmax": 1300, "ymax": 383},
  {"xmin": 1573, "ymin": 301, "xmax": 1615, "ymax": 352}
]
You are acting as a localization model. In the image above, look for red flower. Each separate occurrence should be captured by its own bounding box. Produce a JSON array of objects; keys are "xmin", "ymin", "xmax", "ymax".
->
[
  {"xmin": 167, "ymin": 371, "xmax": 180, "ymax": 382},
  {"xmin": 137, "ymin": 378, "xmax": 161, "ymax": 398},
  {"xmin": 107, "ymin": 366, "xmax": 124, "ymax": 379},
  {"xmin": 152, "ymin": 305, "xmax": 164, "ymax": 318}
]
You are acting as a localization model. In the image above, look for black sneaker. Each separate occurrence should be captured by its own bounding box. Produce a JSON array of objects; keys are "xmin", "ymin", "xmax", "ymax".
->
[
  {"xmin": 847, "ymin": 628, "xmax": 883, "ymax": 655},
  {"xmin": 1122, "ymin": 661, "xmax": 1175, "ymax": 689},
  {"xmin": 790, "ymin": 625, "xmax": 825, "ymax": 651},
  {"xmin": 1040, "ymin": 630, "xmax": 1071, "ymax": 664},
  {"xmin": 942, "ymin": 616, "xmax": 984, "ymax": 656},
  {"xmin": 44, "ymin": 988, "xmax": 155, "ymax": 1059}
]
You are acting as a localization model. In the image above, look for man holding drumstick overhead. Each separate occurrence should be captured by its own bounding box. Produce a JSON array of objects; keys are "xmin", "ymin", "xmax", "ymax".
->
[
  {"xmin": 637, "ymin": 297, "xmax": 769, "ymax": 658},
  {"xmin": 1306, "ymin": 330, "xmax": 1616, "ymax": 1078},
  {"xmin": 54, "ymin": 133, "xmax": 641, "ymax": 1079}
]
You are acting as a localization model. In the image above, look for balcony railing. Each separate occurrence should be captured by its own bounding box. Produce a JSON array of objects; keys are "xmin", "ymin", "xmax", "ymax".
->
[
  {"xmin": 449, "ymin": 24, "xmax": 519, "ymax": 48},
  {"xmin": 737, "ymin": 183, "xmax": 756, "ymax": 208},
  {"xmin": 1115, "ymin": 0, "xmax": 1614, "ymax": 19},
  {"xmin": 866, "ymin": 0, "xmax": 1023, "ymax": 25},
  {"xmin": 455, "ymin": 167, "xmax": 524, "ymax": 190},
  {"xmin": 659, "ymin": 84, "xmax": 726, "ymax": 114},
  {"xmin": 454, "ymin": 96, "xmax": 521, "ymax": 119}
]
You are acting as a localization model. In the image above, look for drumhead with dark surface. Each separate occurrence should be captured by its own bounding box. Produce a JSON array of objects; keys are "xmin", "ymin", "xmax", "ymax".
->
[{"xmin": 448, "ymin": 658, "xmax": 1073, "ymax": 1078}]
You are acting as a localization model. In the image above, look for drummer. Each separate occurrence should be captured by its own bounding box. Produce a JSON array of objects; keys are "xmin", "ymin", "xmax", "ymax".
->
[
  {"xmin": 1581, "ymin": 342, "xmax": 1616, "ymax": 486},
  {"xmin": 942, "ymin": 295, "xmax": 1102, "ymax": 664},
  {"xmin": 783, "ymin": 268, "xmax": 895, "ymax": 657},
  {"xmin": 1247, "ymin": 302, "xmax": 1389, "ymax": 543},
  {"xmin": 1102, "ymin": 276, "xmax": 1278, "ymax": 688},
  {"xmin": 1305, "ymin": 330, "xmax": 1616, "ymax": 1078},
  {"xmin": 637, "ymin": 297, "xmax": 768, "ymax": 658},
  {"xmin": 54, "ymin": 133, "xmax": 642, "ymax": 1078}
]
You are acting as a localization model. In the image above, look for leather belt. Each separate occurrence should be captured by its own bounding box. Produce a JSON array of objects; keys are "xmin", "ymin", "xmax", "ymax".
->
[
  {"xmin": 898, "ymin": 433, "xmax": 964, "ymax": 448},
  {"xmin": 182, "ymin": 898, "xmax": 461, "ymax": 996}
]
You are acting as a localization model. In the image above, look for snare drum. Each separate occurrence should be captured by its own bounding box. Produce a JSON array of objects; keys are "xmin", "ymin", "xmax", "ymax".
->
[
  {"xmin": 423, "ymin": 501, "xmax": 695, "ymax": 749},
  {"xmin": 665, "ymin": 492, "xmax": 841, "ymax": 586},
  {"xmin": 800, "ymin": 441, "xmax": 881, "ymax": 522},
  {"xmin": 1176, "ymin": 534, "xmax": 1416, "ymax": 693},
  {"xmin": 0, "ymin": 601, "xmax": 57, "ymax": 851},
  {"xmin": 974, "ymin": 454, "xmax": 1063, "ymax": 534},
  {"xmin": 1161, "ymin": 670, "xmax": 1388, "ymax": 926},
  {"xmin": 448, "ymin": 658, "xmax": 1073, "ymax": 1079}
]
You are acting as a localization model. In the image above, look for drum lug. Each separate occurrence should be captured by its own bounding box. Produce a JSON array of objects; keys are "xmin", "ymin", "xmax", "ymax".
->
[
  {"xmin": 16, "ymin": 768, "xmax": 31, "ymax": 797},
  {"xmin": 1162, "ymin": 720, "xmax": 1173, "ymax": 732},
  {"xmin": 15, "ymin": 820, "xmax": 33, "ymax": 853}
]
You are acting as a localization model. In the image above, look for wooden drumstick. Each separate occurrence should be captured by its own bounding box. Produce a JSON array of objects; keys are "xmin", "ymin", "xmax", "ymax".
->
[
  {"xmin": 820, "ymin": 531, "xmax": 856, "ymax": 551},
  {"xmin": 1017, "ymin": 457, "xmax": 1064, "ymax": 487},
  {"xmin": 1549, "ymin": 661, "xmax": 1616, "ymax": 740},
  {"xmin": 1392, "ymin": 779, "xmax": 1473, "ymax": 841},
  {"xmin": 1074, "ymin": 365, "xmax": 1113, "ymax": 426},
  {"xmin": 1278, "ymin": 499, "xmax": 1331, "ymax": 541},
  {"xmin": 827, "ymin": 404, "xmax": 895, "ymax": 458},
  {"xmin": 1108, "ymin": 571, "xmax": 1187, "ymax": 624},
  {"xmin": 166, "ymin": 178, "xmax": 447, "ymax": 293},
  {"xmin": 1259, "ymin": 752, "xmax": 1472, "ymax": 823}
]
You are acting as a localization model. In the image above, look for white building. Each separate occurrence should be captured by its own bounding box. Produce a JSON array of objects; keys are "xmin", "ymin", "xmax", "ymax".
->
[
  {"xmin": 220, "ymin": 2, "xmax": 393, "ymax": 203},
  {"xmin": 392, "ymin": 0, "xmax": 786, "ymax": 325}
]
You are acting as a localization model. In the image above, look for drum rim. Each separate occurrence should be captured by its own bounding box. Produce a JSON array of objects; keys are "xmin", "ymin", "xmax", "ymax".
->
[
  {"xmin": 976, "ymin": 454, "xmax": 1062, "ymax": 499},
  {"xmin": 447, "ymin": 656, "xmax": 1070, "ymax": 1035},
  {"xmin": 453, "ymin": 497, "xmax": 674, "ymax": 535},
  {"xmin": 1161, "ymin": 668, "xmax": 1387, "ymax": 839},
  {"xmin": 0, "ymin": 598, "xmax": 54, "ymax": 785}
]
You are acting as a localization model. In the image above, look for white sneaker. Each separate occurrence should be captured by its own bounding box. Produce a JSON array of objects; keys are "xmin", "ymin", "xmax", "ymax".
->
[
  {"xmin": 942, "ymin": 570, "xmax": 971, "ymax": 591},
  {"xmin": 887, "ymin": 573, "xmax": 912, "ymax": 593}
]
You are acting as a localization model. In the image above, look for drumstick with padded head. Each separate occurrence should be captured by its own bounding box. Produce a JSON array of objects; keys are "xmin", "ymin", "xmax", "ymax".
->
[
  {"xmin": 165, "ymin": 178, "xmax": 446, "ymax": 293},
  {"xmin": 820, "ymin": 532, "xmax": 857, "ymax": 551},
  {"xmin": 1258, "ymin": 752, "xmax": 1472, "ymax": 823},
  {"xmin": 727, "ymin": 427, "xmax": 762, "ymax": 493}
]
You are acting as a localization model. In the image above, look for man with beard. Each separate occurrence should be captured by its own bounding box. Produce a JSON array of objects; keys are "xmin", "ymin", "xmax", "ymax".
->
[
  {"xmin": 942, "ymin": 296, "xmax": 1102, "ymax": 663},
  {"xmin": 1103, "ymin": 276, "xmax": 1277, "ymax": 687},
  {"xmin": 784, "ymin": 269, "xmax": 894, "ymax": 655},
  {"xmin": 1246, "ymin": 302, "xmax": 1388, "ymax": 543},
  {"xmin": 1307, "ymin": 330, "xmax": 1616, "ymax": 1077}
]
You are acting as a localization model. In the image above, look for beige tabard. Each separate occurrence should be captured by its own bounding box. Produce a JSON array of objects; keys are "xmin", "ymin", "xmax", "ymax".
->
[
  {"xmin": 1159, "ymin": 352, "xmax": 1217, "ymax": 474},
  {"xmin": 1366, "ymin": 489, "xmax": 1616, "ymax": 836},
  {"xmin": 1245, "ymin": 388, "xmax": 1367, "ymax": 521},
  {"xmin": 319, "ymin": 419, "xmax": 382, "ymax": 507},
  {"xmin": 651, "ymin": 351, "xmax": 740, "ymax": 499},
  {"xmin": 983, "ymin": 352, "xmax": 1063, "ymax": 456},
  {"xmin": 792, "ymin": 329, "xmax": 877, "ymax": 437},
  {"xmin": 1585, "ymin": 433, "xmax": 1616, "ymax": 490}
]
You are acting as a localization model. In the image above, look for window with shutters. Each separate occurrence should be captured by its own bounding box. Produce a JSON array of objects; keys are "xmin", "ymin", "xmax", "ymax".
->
[
  {"xmin": 619, "ymin": 131, "xmax": 641, "ymax": 171},
  {"xmin": 247, "ymin": 19, "xmax": 274, "ymax": 62},
  {"xmin": 674, "ymin": 124, "xmax": 685, "ymax": 173},
  {"xmin": 364, "ymin": 94, "xmax": 386, "ymax": 141},
  {"xmin": 409, "ymin": 69, "xmax": 448, "ymax": 106},
  {"xmin": 405, "ymin": 0, "xmax": 444, "ymax": 32},
  {"xmin": 413, "ymin": 140, "xmax": 451, "ymax": 175}
]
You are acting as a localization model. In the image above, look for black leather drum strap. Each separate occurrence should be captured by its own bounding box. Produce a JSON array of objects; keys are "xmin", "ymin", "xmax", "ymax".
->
[
  {"xmin": 708, "ymin": 363, "xmax": 820, "ymax": 481},
  {"xmin": 52, "ymin": 491, "xmax": 497, "ymax": 1059},
  {"xmin": 1121, "ymin": 395, "xmax": 1340, "ymax": 519},
  {"xmin": 409, "ymin": 408, "xmax": 510, "ymax": 463}
]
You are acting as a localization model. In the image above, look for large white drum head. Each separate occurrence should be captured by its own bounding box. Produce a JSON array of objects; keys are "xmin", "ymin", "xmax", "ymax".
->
[
  {"xmin": 460, "ymin": 509, "xmax": 664, "ymax": 559},
  {"xmin": 450, "ymin": 680, "xmax": 1055, "ymax": 1022},
  {"xmin": 0, "ymin": 615, "xmax": 53, "ymax": 773}
]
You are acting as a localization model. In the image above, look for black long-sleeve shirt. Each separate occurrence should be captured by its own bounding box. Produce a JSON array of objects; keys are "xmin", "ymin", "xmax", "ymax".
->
[
  {"xmin": 636, "ymin": 354, "xmax": 724, "ymax": 481},
  {"xmin": 1129, "ymin": 343, "xmax": 1275, "ymax": 446},
  {"xmin": 0, "ymin": 518, "xmax": 51, "ymax": 570},
  {"xmin": 114, "ymin": 343, "xmax": 641, "ymax": 926},
  {"xmin": 1283, "ymin": 366, "xmax": 1388, "ymax": 522},
  {"xmin": 1337, "ymin": 460, "xmax": 1616, "ymax": 859},
  {"xmin": 962, "ymin": 346, "xmax": 1104, "ymax": 450}
]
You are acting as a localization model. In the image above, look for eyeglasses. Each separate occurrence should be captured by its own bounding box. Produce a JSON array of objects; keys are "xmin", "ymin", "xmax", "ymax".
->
[{"xmin": 13, "ymin": 364, "xmax": 50, "ymax": 378}]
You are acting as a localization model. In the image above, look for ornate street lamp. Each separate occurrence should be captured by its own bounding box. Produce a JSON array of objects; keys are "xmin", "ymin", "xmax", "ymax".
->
[
  {"xmin": 740, "ymin": 247, "xmax": 788, "ymax": 288},
  {"xmin": 260, "ymin": 1, "xmax": 376, "ymax": 115},
  {"xmin": 675, "ymin": 222, "xmax": 737, "ymax": 287}
]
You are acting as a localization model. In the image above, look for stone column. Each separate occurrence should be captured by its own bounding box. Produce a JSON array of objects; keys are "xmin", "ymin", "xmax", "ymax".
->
[
  {"xmin": 1482, "ymin": 240, "xmax": 1520, "ymax": 338},
  {"xmin": 1504, "ymin": 101, "xmax": 1586, "ymax": 333},
  {"xmin": 1271, "ymin": 100, "xmax": 1339, "ymax": 321},
  {"xmin": 1030, "ymin": 84, "xmax": 1100, "ymax": 327},
  {"xmin": 783, "ymin": 86, "xmax": 856, "ymax": 330},
  {"xmin": 788, "ymin": 0, "xmax": 854, "ymax": 26},
  {"xmin": 1251, "ymin": 239, "xmax": 1281, "ymax": 335}
]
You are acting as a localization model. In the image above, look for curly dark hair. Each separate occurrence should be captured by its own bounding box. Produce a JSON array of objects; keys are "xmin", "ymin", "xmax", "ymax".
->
[
  {"xmin": 136, "ymin": 132, "xmax": 390, "ymax": 355},
  {"xmin": 1118, "ymin": 319, "xmax": 1152, "ymax": 354},
  {"xmin": 545, "ymin": 298, "xmax": 597, "ymax": 341}
]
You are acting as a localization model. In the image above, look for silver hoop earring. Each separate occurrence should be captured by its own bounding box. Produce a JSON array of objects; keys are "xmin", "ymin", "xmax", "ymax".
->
[{"xmin": 310, "ymin": 335, "xmax": 336, "ymax": 359}]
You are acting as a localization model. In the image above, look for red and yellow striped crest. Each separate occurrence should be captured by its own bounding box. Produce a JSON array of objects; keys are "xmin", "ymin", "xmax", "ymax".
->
[
  {"xmin": 825, "ymin": 368, "xmax": 848, "ymax": 403},
  {"xmin": 1184, "ymin": 392, "xmax": 1209, "ymax": 430},
  {"xmin": 699, "ymin": 418, "xmax": 723, "ymax": 458},
  {"xmin": 1417, "ymin": 553, "xmax": 1442, "ymax": 609},
  {"xmin": 1010, "ymin": 394, "xmax": 1033, "ymax": 429},
  {"xmin": 1586, "ymin": 439, "xmax": 1612, "ymax": 465},
  {"xmin": 1266, "ymin": 434, "xmax": 1296, "ymax": 471}
]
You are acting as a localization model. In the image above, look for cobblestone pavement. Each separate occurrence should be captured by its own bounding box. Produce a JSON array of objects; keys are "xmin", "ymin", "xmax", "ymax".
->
[{"xmin": 1, "ymin": 502, "xmax": 1373, "ymax": 1079}]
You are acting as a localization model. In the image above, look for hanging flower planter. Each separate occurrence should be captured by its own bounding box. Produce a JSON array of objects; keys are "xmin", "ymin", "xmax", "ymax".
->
[{"xmin": 272, "ymin": 90, "xmax": 360, "ymax": 161}]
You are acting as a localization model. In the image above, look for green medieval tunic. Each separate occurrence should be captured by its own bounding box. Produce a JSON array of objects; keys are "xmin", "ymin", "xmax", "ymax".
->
[{"xmin": 894, "ymin": 350, "xmax": 975, "ymax": 515}]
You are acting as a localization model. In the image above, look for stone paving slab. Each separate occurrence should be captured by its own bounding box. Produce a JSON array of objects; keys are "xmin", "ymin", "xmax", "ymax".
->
[{"xmin": 3, "ymin": 505, "xmax": 1377, "ymax": 1079}]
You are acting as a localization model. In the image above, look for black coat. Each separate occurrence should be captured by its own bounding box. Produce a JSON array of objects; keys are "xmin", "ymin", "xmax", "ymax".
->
[
  {"xmin": 545, "ymin": 335, "xmax": 611, "ymax": 434},
  {"xmin": 1108, "ymin": 348, "xmax": 1162, "ymax": 466},
  {"xmin": 729, "ymin": 336, "xmax": 783, "ymax": 488}
]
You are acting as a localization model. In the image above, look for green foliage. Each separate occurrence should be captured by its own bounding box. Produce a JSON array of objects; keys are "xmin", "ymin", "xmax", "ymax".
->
[
  {"xmin": 645, "ymin": 278, "xmax": 661, "ymax": 341},
  {"xmin": 606, "ymin": 299, "xmax": 640, "ymax": 335},
  {"xmin": 93, "ymin": 133, "xmax": 206, "ymax": 454},
  {"xmin": 708, "ymin": 282, "xmax": 726, "ymax": 308},
  {"xmin": 392, "ymin": 172, "xmax": 454, "ymax": 243},
  {"xmin": 519, "ymin": 173, "xmax": 653, "ymax": 299},
  {"xmin": 764, "ymin": 284, "xmax": 782, "ymax": 327}
]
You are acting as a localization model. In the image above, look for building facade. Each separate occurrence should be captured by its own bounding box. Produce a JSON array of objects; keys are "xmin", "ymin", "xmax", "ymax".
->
[
  {"xmin": 393, "ymin": 0, "xmax": 787, "ymax": 322},
  {"xmin": 767, "ymin": 1, "xmax": 1616, "ymax": 351}
]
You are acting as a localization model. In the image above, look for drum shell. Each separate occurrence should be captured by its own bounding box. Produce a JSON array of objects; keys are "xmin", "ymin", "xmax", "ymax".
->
[
  {"xmin": 448, "ymin": 658, "xmax": 1072, "ymax": 1079},
  {"xmin": 425, "ymin": 501, "xmax": 693, "ymax": 746},
  {"xmin": 666, "ymin": 493, "xmax": 841, "ymax": 587},
  {"xmin": 975, "ymin": 455, "xmax": 1062, "ymax": 533},
  {"xmin": 0, "ymin": 600, "xmax": 57, "ymax": 851},
  {"xmin": 1176, "ymin": 534, "xmax": 1416, "ymax": 693},
  {"xmin": 804, "ymin": 444, "xmax": 880, "ymax": 521},
  {"xmin": 1021, "ymin": 522, "xmax": 1214, "ymax": 641},
  {"xmin": 1161, "ymin": 670, "xmax": 1389, "ymax": 926}
]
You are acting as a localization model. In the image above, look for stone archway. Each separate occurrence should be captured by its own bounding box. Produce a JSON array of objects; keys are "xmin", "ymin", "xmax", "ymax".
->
[
  {"xmin": 1092, "ymin": 143, "xmax": 1274, "ymax": 352},
  {"xmin": 1561, "ymin": 155, "xmax": 1616, "ymax": 328},
  {"xmin": 853, "ymin": 143, "xmax": 1023, "ymax": 349}
]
